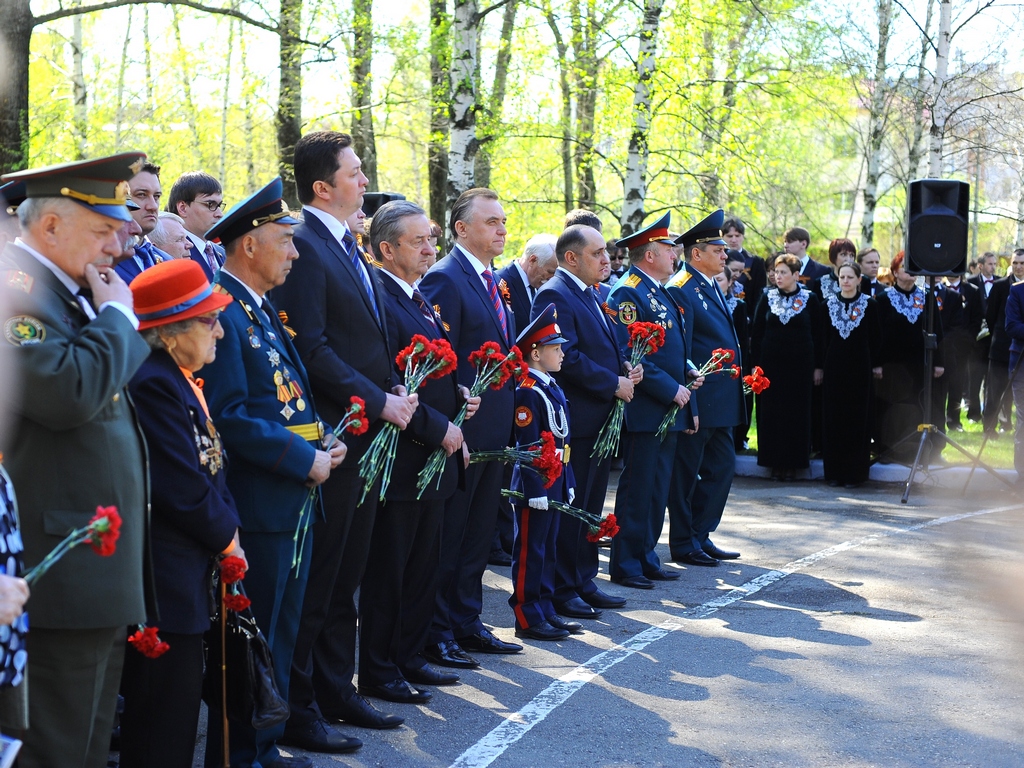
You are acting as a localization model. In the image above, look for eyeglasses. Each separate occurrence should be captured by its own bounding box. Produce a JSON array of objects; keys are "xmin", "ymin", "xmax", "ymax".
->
[
  {"xmin": 194, "ymin": 313, "xmax": 222, "ymax": 328},
  {"xmin": 191, "ymin": 199, "xmax": 227, "ymax": 212}
]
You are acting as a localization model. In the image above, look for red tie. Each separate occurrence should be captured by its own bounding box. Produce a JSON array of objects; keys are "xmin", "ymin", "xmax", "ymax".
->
[{"xmin": 482, "ymin": 270, "xmax": 508, "ymax": 339}]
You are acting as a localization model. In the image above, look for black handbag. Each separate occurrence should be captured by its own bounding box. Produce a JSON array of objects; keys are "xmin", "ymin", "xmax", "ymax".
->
[{"xmin": 202, "ymin": 583, "xmax": 290, "ymax": 730}]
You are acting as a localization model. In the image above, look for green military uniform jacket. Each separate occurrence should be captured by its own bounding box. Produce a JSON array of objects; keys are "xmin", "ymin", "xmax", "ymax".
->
[{"xmin": 0, "ymin": 242, "xmax": 156, "ymax": 629}]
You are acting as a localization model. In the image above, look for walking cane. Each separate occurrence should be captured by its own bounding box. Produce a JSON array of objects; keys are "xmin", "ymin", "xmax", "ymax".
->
[{"xmin": 220, "ymin": 578, "xmax": 229, "ymax": 768}]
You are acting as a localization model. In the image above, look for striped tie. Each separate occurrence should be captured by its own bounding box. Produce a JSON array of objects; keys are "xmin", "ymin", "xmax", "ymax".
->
[
  {"xmin": 482, "ymin": 269, "xmax": 507, "ymax": 339},
  {"xmin": 343, "ymin": 232, "xmax": 379, "ymax": 322},
  {"xmin": 203, "ymin": 242, "xmax": 220, "ymax": 274},
  {"xmin": 412, "ymin": 288, "xmax": 436, "ymax": 328}
]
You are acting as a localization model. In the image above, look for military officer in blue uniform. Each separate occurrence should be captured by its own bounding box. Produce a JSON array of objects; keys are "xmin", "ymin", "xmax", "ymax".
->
[
  {"xmin": 606, "ymin": 213, "xmax": 701, "ymax": 590},
  {"xmin": 665, "ymin": 209, "xmax": 745, "ymax": 567},
  {"xmin": 200, "ymin": 178, "xmax": 350, "ymax": 768}
]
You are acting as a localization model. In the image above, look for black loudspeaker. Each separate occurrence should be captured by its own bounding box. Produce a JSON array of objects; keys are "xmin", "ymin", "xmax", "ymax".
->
[
  {"xmin": 904, "ymin": 179, "xmax": 969, "ymax": 276},
  {"xmin": 361, "ymin": 192, "xmax": 406, "ymax": 217}
]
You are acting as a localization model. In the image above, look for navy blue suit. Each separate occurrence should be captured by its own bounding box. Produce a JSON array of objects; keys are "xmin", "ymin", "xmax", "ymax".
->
[
  {"xmin": 188, "ymin": 240, "xmax": 225, "ymax": 283},
  {"xmin": 359, "ymin": 271, "xmax": 464, "ymax": 686},
  {"xmin": 798, "ymin": 257, "xmax": 830, "ymax": 285},
  {"xmin": 420, "ymin": 245, "xmax": 516, "ymax": 641},
  {"xmin": 114, "ymin": 241, "xmax": 171, "ymax": 284},
  {"xmin": 496, "ymin": 262, "xmax": 533, "ymax": 331},
  {"xmin": 122, "ymin": 349, "xmax": 240, "ymax": 766},
  {"xmin": 534, "ymin": 268, "xmax": 622, "ymax": 602},
  {"xmin": 1004, "ymin": 282, "xmax": 1024, "ymax": 478},
  {"xmin": 606, "ymin": 266, "xmax": 694, "ymax": 581},
  {"xmin": 665, "ymin": 264, "xmax": 746, "ymax": 557},
  {"xmin": 201, "ymin": 270, "xmax": 320, "ymax": 768},
  {"xmin": 270, "ymin": 210, "xmax": 397, "ymax": 724}
]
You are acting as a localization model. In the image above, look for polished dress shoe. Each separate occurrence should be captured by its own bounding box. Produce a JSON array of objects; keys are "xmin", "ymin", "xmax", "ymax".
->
[
  {"xmin": 279, "ymin": 718, "xmax": 362, "ymax": 754},
  {"xmin": 456, "ymin": 628, "xmax": 522, "ymax": 654},
  {"xmin": 321, "ymin": 694, "xmax": 404, "ymax": 730},
  {"xmin": 266, "ymin": 756, "xmax": 315, "ymax": 768},
  {"xmin": 702, "ymin": 542, "xmax": 740, "ymax": 560},
  {"xmin": 614, "ymin": 575, "xmax": 654, "ymax": 589},
  {"xmin": 515, "ymin": 620, "xmax": 570, "ymax": 641},
  {"xmin": 675, "ymin": 550, "xmax": 720, "ymax": 567},
  {"xmin": 359, "ymin": 679, "xmax": 432, "ymax": 705},
  {"xmin": 645, "ymin": 567, "xmax": 680, "ymax": 581},
  {"xmin": 554, "ymin": 596, "xmax": 602, "ymax": 619},
  {"xmin": 547, "ymin": 615, "xmax": 583, "ymax": 634},
  {"xmin": 581, "ymin": 588, "xmax": 626, "ymax": 609},
  {"xmin": 422, "ymin": 640, "xmax": 480, "ymax": 669},
  {"xmin": 487, "ymin": 549, "xmax": 513, "ymax": 567},
  {"xmin": 404, "ymin": 664, "xmax": 460, "ymax": 686}
]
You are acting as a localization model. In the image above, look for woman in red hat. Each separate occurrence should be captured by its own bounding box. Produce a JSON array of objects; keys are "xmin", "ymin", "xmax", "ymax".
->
[{"xmin": 119, "ymin": 259, "xmax": 244, "ymax": 768}]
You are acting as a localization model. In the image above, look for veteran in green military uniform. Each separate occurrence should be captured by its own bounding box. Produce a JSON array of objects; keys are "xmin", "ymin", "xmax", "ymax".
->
[{"xmin": 0, "ymin": 154, "xmax": 156, "ymax": 768}]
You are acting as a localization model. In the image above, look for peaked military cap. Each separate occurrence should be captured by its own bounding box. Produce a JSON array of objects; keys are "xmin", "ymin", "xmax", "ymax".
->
[
  {"xmin": 615, "ymin": 211, "xmax": 674, "ymax": 251},
  {"xmin": 125, "ymin": 197, "xmax": 140, "ymax": 211},
  {"xmin": 362, "ymin": 192, "xmax": 406, "ymax": 217},
  {"xmin": 1, "ymin": 181, "xmax": 26, "ymax": 217},
  {"xmin": 0, "ymin": 152, "xmax": 146, "ymax": 223},
  {"xmin": 675, "ymin": 209, "xmax": 727, "ymax": 251},
  {"xmin": 204, "ymin": 177, "xmax": 298, "ymax": 246},
  {"xmin": 516, "ymin": 302, "xmax": 568, "ymax": 350}
]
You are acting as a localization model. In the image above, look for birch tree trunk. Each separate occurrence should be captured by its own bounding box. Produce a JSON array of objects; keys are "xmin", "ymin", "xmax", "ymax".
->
[
  {"xmin": 429, "ymin": 0, "xmax": 450, "ymax": 238},
  {"xmin": 278, "ymin": 0, "xmax": 303, "ymax": 206},
  {"xmin": 351, "ymin": 0, "xmax": 378, "ymax": 191},
  {"xmin": 71, "ymin": 8, "xmax": 88, "ymax": 160},
  {"xmin": 621, "ymin": 0, "xmax": 664, "ymax": 236},
  {"xmin": 447, "ymin": 0, "xmax": 480, "ymax": 211},
  {"xmin": 861, "ymin": 0, "xmax": 893, "ymax": 248},
  {"xmin": 928, "ymin": 0, "xmax": 951, "ymax": 176},
  {"xmin": 907, "ymin": 0, "xmax": 934, "ymax": 187}
]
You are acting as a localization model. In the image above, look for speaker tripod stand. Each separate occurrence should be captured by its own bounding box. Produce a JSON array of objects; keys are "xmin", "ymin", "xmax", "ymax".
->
[{"xmin": 882, "ymin": 277, "xmax": 1014, "ymax": 503}]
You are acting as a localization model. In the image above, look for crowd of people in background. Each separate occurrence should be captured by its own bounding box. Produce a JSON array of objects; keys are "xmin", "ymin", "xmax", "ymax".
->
[{"xmin": 1, "ymin": 140, "xmax": 1023, "ymax": 768}]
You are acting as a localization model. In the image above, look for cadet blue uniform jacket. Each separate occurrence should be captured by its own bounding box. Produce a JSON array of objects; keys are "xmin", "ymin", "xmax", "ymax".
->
[{"xmin": 510, "ymin": 373, "xmax": 575, "ymax": 503}]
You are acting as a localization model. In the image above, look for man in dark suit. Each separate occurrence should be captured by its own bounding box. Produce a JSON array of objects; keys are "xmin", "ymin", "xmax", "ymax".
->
[
  {"xmin": 1003, "ymin": 271, "xmax": 1024, "ymax": 480},
  {"xmin": 115, "ymin": 163, "xmax": 172, "ymax": 283},
  {"xmin": 359, "ymin": 200, "xmax": 481, "ymax": 701},
  {"xmin": 202, "ymin": 178, "xmax": 350, "ymax": 768},
  {"xmin": 937, "ymin": 275, "xmax": 982, "ymax": 431},
  {"xmin": 967, "ymin": 252, "xmax": 998, "ymax": 421},
  {"xmin": 784, "ymin": 226, "xmax": 829, "ymax": 284},
  {"xmin": 606, "ymin": 213, "xmax": 700, "ymax": 590},
  {"xmin": 665, "ymin": 209, "xmax": 746, "ymax": 567},
  {"xmin": 534, "ymin": 224, "xmax": 637, "ymax": 616},
  {"xmin": 496, "ymin": 234, "xmax": 557, "ymax": 328},
  {"xmin": 168, "ymin": 171, "xmax": 227, "ymax": 281},
  {"xmin": 984, "ymin": 250, "xmax": 1024, "ymax": 435},
  {"xmin": 857, "ymin": 247, "xmax": 885, "ymax": 296},
  {"xmin": 272, "ymin": 132, "xmax": 418, "ymax": 746},
  {"xmin": 723, "ymin": 216, "xmax": 767, "ymax": 320},
  {"xmin": 0, "ymin": 153, "xmax": 157, "ymax": 768},
  {"xmin": 420, "ymin": 187, "xmax": 523, "ymax": 665}
]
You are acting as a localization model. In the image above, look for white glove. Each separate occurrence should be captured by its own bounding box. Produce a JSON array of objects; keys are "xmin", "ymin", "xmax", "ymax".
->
[
  {"xmin": 528, "ymin": 496, "xmax": 549, "ymax": 510},
  {"xmin": 568, "ymin": 488, "xmax": 576, "ymax": 504}
]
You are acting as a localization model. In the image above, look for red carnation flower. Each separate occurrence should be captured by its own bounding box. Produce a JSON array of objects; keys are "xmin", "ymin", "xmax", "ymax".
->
[
  {"xmin": 498, "ymin": 346, "xmax": 527, "ymax": 388},
  {"xmin": 586, "ymin": 514, "xmax": 620, "ymax": 542},
  {"xmin": 627, "ymin": 322, "xmax": 665, "ymax": 356},
  {"xmin": 468, "ymin": 341, "xmax": 504, "ymax": 367},
  {"xmin": 533, "ymin": 431, "xmax": 564, "ymax": 488},
  {"xmin": 729, "ymin": 366, "xmax": 741, "ymax": 379},
  {"xmin": 220, "ymin": 555, "xmax": 247, "ymax": 584},
  {"xmin": 427, "ymin": 339, "xmax": 458, "ymax": 379},
  {"xmin": 88, "ymin": 506, "xmax": 121, "ymax": 557},
  {"xmin": 223, "ymin": 592, "xmax": 252, "ymax": 612},
  {"xmin": 128, "ymin": 625, "xmax": 170, "ymax": 659}
]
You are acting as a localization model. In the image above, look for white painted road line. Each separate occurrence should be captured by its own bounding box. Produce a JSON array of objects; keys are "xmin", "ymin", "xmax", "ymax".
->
[{"xmin": 449, "ymin": 504, "xmax": 1021, "ymax": 768}]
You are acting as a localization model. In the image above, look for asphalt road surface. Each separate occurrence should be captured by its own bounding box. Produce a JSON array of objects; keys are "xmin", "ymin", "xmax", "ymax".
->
[{"xmin": 187, "ymin": 476, "xmax": 1024, "ymax": 768}]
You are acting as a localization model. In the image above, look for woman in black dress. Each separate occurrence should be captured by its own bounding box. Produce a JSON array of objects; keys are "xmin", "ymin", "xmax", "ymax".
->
[
  {"xmin": 820, "ymin": 263, "xmax": 882, "ymax": 487},
  {"xmin": 873, "ymin": 252, "xmax": 944, "ymax": 464},
  {"xmin": 751, "ymin": 255, "xmax": 823, "ymax": 479},
  {"xmin": 811, "ymin": 238, "xmax": 857, "ymax": 302}
]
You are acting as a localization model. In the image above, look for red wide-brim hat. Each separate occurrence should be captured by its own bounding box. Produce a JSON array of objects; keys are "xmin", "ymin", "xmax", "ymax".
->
[{"xmin": 132, "ymin": 259, "xmax": 233, "ymax": 330}]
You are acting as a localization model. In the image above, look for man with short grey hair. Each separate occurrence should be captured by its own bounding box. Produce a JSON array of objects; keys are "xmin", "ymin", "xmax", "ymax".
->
[
  {"xmin": 149, "ymin": 211, "xmax": 192, "ymax": 260},
  {"xmin": 497, "ymin": 234, "xmax": 557, "ymax": 326}
]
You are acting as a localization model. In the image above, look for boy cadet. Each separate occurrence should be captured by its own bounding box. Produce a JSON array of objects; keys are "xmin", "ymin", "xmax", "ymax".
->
[{"xmin": 509, "ymin": 303, "xmax": 579, "ymax": 640}]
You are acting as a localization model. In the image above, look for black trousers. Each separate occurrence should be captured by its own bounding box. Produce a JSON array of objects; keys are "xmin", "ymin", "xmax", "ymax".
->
[
  {"xmin": 667, "ymin": 426, "xmax": 735, "ymax": 557},
  {"xmin": 120, "ymin": 631, "xmax": 204, "ymax": 768},
  {"xmin": 359, "ymin": 497, "xmax": 444, "ymax": 684},
  {"xmin": 288, "ymin": 465, "xmax": 379, "ymax": 724},
  {"xmin": 553, "ymin": 434, "xmax": 607, "ymax": 603},
  {"xmin": 984, "ymin": 358, "xmax": 1013, "ymax": 431}
]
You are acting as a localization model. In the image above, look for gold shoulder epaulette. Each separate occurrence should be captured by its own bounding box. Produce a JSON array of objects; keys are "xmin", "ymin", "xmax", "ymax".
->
[
  {"xmin": 669, "ymin": 272, "xmax": 691, "ymax": 288},
  {"xmin": 4, "ymin": 270, "xmax": 33, "ymax": 294},
  {"xmin": 623, "ymin": 274, "xmax": 641, "ymax": 288}
]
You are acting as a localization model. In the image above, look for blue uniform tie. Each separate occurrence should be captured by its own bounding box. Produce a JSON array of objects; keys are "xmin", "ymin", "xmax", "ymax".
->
[{"xmin": 343, "ymin": 232, "xmax": 379, "ymax": 322}]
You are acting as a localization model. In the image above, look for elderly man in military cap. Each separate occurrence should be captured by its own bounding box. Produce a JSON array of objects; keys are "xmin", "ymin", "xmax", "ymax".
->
[
  {"xmin": 199, "ymin": 178, "xmax": 351, "ymax": 768},
  {"xmin": 0, "ymin": 153, "xmax": 155, "ymax": 768},
  {"xmin": 606, "ymin": 213, "xmax": 702, "ymax": 590},
  {"xmin": 665, "ymin": 209, "xmax": 745, "ymax": 567}
]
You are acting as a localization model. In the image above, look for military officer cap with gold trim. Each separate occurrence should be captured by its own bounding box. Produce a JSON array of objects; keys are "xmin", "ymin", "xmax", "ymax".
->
[
  {"xmin": 0, "ymin": 152, "xmax": 146, "ymax": 223},
  {"xmin": 614, "ymin": 211, "xmax": 675, "ymax": 251},
  {"xmin": 674, "ymin": 208, "xmax": 727, "ymax": 251},
  {"xmin": 516, "ymin": 302, "xmax": 568, "ymax": 350},
  {"xmin": 204, "ymin": 177, "xmax": 298, "ymax": 246},
  {"xmin": 0, "ymin": 181, "xmax": 26, "ymax": 217}
]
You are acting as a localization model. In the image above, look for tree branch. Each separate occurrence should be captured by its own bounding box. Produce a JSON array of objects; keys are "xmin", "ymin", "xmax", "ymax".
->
[{"xmin": 476, "ymin": 0, "xmax": 513, "ymax": 23}]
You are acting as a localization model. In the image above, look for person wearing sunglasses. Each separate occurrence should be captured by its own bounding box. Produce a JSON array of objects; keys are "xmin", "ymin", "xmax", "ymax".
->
[
  {"xmin": 605, "ymin": 243, "xmax": 628, "ymax": 285},
  {"xmin": 167, "ymin": 171, "xmax": 228, "ymax": 282}
]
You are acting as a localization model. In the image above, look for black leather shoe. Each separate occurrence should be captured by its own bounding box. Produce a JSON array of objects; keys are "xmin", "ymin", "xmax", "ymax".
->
[
  {"xmin": 266, "ymin": 756, "xmax": 316, "ymax": 768},
  {"xmin": 404, "ymin": 665, "xmax": 460, "ymax": 686},
  {"xmin": 487, "ymin": 549, "xmax": 512, "ymax": 567},
  {"xmin": 702, "ymin": 542, "xmax": 740, "ymax": 560},
  {"xmin": 646, "ymin": 568, "xmax": 680, "ymax": 581},
  {"xmin": 321, "ymin": 695, "xmax": 404, "ymax": 730},
  {"xmin": 359, "ymin": 679, "xmax": 432, "ymax": 705},
  {"xmin": 554, "ymin": 596, "xmax": 602, "ymax": 619},
  {"xmin": 515, "ymin": 620, "xmax": 570, "ymax": 641},
  {"xmin": 675, "ymin": 551, "xmax": 720, "ymax": 567},
  {"xmin": 422, "ymin": 640, "xmax": 480, "ymax": 669},
  {"xmin": 614, "ymin": 575, "xmax": 654, "ymax": 589},
  {"xmin": 455, "ymin": 629, "xmax": 522, "ymax": 654},
  {"xmin": 279, "ymin": 718, "xmax": 362, "ymax": 754},
  {"xmin": 581, "ymin": 588, "xmax": 626, "ymax": 609},
  {"xmin": 547, "ymin": 615, "xmax": 583, "ymax": 634}
]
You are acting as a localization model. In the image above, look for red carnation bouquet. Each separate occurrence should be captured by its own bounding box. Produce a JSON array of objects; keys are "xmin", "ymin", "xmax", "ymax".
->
[
  {"xmin": 128, "ymin": 625, "xmax": 170, "ymax": 659},
  {"xmin": 468, "ymin": 430, "xmax": 563, "ymax": 488},
  {"xmin": 291, "ymin": 396, "xmax": 369, "ymax": 570},
  {"xmin": 656, "ymin": 347, "xmax": 737, "ymax": 440},
  {"xmin": 592, "ymin": 321, "xmax": 665, "ymax": 459},
  {"xmin": 743, "ymin": 366, "xmax": 770, "ymax": 395},
  {"xmin": 416, "ymin": 342, "xmax": 525, "ymax": 497},
  {"xmin": 502, "ymin": 490, "xmax": 619, "ymax": 542},
  {"xmin": 219, "ymin": 554, "xmax": 251, "ymax": 612},
  {"xmin": 359, "ymin": 336, "xmax": 458, "ymax": 504},
  {"xmin": 23, "ymin": 505, "xmax": 121, "ymax": 585}
]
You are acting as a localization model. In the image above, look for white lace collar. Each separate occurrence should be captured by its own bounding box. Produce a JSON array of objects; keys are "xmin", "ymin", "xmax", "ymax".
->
[
  {"xmin": 828, "ymin": 293, "xmax": 869, "ymax": 339},
  {"xmin": 888, "ymin": 285, "xmax": 926, "ymax": 323},
  {"xmin": 767, "ymin": 287, "xmax": 811, "ymax": 325}
]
